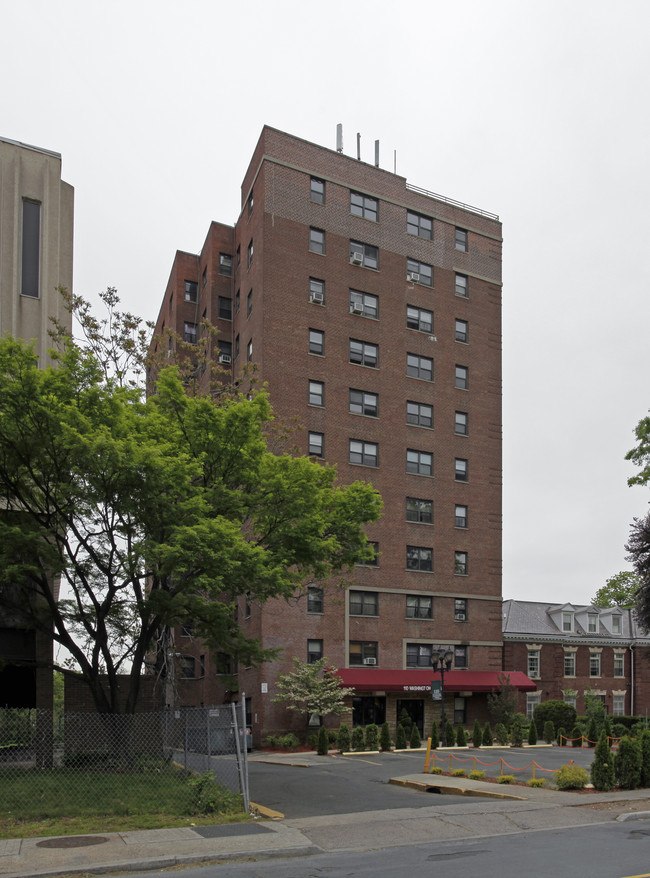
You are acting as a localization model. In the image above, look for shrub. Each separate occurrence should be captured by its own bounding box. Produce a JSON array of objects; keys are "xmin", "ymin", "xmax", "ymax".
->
[
  {"xmin": 398, "ymin": 708, "xmax": 413, "ymax": 736},
  {"xmin": 351, "ymin": 726, "xmax": 365, "ymax": 752},
  {"xmin": 472, "ymin": 719, "xmax": 483, "ymax": 748},
  {"xmin": 328, "ymin": 729, "xmax": 338, "ymax": 745},
  {"xmin": 282, "ymin": 734, "xmax": 299, "ymax": 750},
  {"xmin": 452, "ymin": 768, "xmax": 466, "ymax": 777},
  {"xmin": 395, "ymin": 723, "xmax": 408, "ymax": 750},
  {"xmin": 429, "ymin": 721, "xmax": 439, "ymax": 750},
  {"xmin": 410, "ymin": 724, "xmax": 422, "ymax": 749},
  {"xmin": 555, "ymin": 764, "xmax": 589, "ymax": 790},
  {"xmin": 640, "ymin": 729, "xmax": 650, "ymax": 787},
  {"xmin": 317, "ymin": 725, "xmax": 329, "ymax": 756},
  {"xmin": 482, "ymin": 722, "xmax": 493, "ymax": 746},
  {"xmin": 445, "ymin": 722, "xmax": 456, "ymax": 747},
  {"xmin": 468, "ymin": 770, "xmax": 485, "ymax": 780},
  {"xmin": 571, "ymin": 725, "xmax": 583, "ymax": 747},
  {"xmin": 187, "ymin": 771, "xmax": 243, "ymax": 815},
  {"xmin": 365, "ymin": 723, "xmax": 379, "ymax": 751},
  {"xmin": 613, "ymin": 723, "xmax": 628, "ymax": 739},
  {"xmin": 495, "ymin": 723, "xmax": 509, "ymax": 746},
  {"xmin": 533, "ymin": 700, "xmax": 577, "ymax": 738},
  {"xmin": 586, "ymin": 717, "xmax": 598, "ymax": 748},
  {"xmin": 528, "ymin": 720, "xmax": 538, "ymax": 746},
  {"xmin": 543, "ymin": 720, "xmax": 555, "ymax": 745},
  {"xmin": 455, "ymin": 725, "xmax": 466, "ymax": 747},
  {"xmin": 558, "ymin": 727, "xmax": 567, "ymax": 747},
  {"xmin": 527, "ymin": 778, "xmax": 546, "ymax": 788},
  {"xmin": 591, "ymin": 729, "xmax": 614, "ymax": 791},
  {"xmin": 307, "ymin": 733, "xmax": 318, "ymax": 749},
  {"xmin": 510, "ymin": 720, "xmax": 524, "ymax": 748},
  {"xmin": 430, "ymin": 765, "xmax": 442, "ymax": 774},
  {"xmin": 337, "ymin": 724, "xmax": 351, "ymax": 753},
  {"xmin": 615, "ymin": 736, "xmax": 642, "ymax": 790},
  {"xmin": 497, "ymin": 775, "xmax": 514, "ymax": 784},
  {"xmin": 380, "ymin": 722, "xmax": 392, "ymax": 752}
]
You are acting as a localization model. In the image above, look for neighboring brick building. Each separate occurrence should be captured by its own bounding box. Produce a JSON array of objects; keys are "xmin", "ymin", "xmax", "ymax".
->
[
  {"xmin": 503, "ymin": 599, "xmax": 650, "ymax": 719},
  {"xmin": 0, "ymin": 136, "xmax": 74, "ymax": 709},
  {"xmin": 151, "ymin": 125, "xmax": 530, "ymax": 743}
]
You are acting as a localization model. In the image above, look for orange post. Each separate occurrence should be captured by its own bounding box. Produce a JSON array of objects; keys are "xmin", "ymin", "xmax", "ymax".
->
[{"xmin": 424, "ymin": 737, "xmax": 432, "ymax": 772}]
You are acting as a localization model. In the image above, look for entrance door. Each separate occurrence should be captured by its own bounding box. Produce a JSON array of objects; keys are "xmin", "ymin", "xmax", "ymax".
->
[
  {"xmin": 396, "ymin": 699, "xmax": 424, "ymax": 736},
  {"xmin": 352, "ymin": 696, "xmax": 386, "ymax": 727}
]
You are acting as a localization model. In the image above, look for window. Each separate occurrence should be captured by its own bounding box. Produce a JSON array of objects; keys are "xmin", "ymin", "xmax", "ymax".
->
[
  {"xmin": 349, "ymin": 289, "xmax": 378, "ymax": 318},
  {"xmin": 350, "ymin": 339, "xmax": 378, "ymax": 368},
  {"xmin": 349, "ymin": 641, "xmax": 378, "ymax": 666},
  {"xmin": 454, "ymin": 598, "xmax": 468, "ymax": 622},
  {"xmin": 455, "ymin": 319, "xmax": 468, "ymax": 343},
  {"xmin": 309, "ymin": 277, "xmax": 325, "ymax": 304},
  {"xmin": 407, "ymin": 401, "xmax": 433, "ymax": 428},
  {"xmin": 406, "ymin": 497, "xmax": 433, "ymax": 524},
  {"xmin": 406, "ymin": 643, "xmax": 433, "ymax": 667},
  {"xmin": 588, "ymin": 613, "xmax": 598, "ymax": 634},
  {"xmin": 350, "ymin": 191, "xmax": 378, "ymax": 221},
  {"xmin": 236, "ymin": 245, "xmax": 241, "ymax": 266},
  {"xmin": 455, "ymin": 365, "xmax": 469, "ymax": 390},
  {"xmin": 21, "ymin": 200, "xmax": 41, "ymax": 297},
  {"xmin": 614, "ymin": 652, "xmax": 625, "ymax": 677},
  {"xmin": 406, "ymin": 546, "xmax": 433, "ymax": 572},
  {"xmin": 455, "ymin": 411, "xmax": 468, "ymax": 435},
  {"xmin": 247, "ymin": 339, "xmax": 253, "ymax": 361},
  {"xmin": 169, "ymin": 292, "xmax": 174, "ymax": 315},
  {"xmin": 307, "ymin": 639, "xmax": 323, "ymax": 664},
  {"xmin": 235, "ymin": 289, "xmax": 240, "ymax": 313},
  {"xmin": 349, "ymin": 440, "xmax": 378, "ymax": 467},
  {"xmin": 406, "ymin": 258, "xmax": 433, "ymax": 287},
  {"xmin": 590, "ymin": 653, "xmax": 601, "ymax": 677},
  {"xmin": 309, "ymin": 329, "xmax": 324, "ymax": 355},
  {"xmin": 612, "ymin": 615, "xmax": 622, "ymax": 635},
  {"xmin": 183, "ymin": 322, "xmax": 197, "ymax": 343},
  {"xmin": 454, "ymin": 645, "xmax": 468, "ymax": 668},
  {"xmin": 455, "ymin": 227, "xmax": 468, "ymax": 252},
  {"xmin": 310, "ymin": 228, "xmax": 325, "ymax": 254},
  {"xmin": 407, "ymin": 353, "xmax": 433, "ymax": 381},
  {"xmin": 247, "ymin": 239, "xmax": 253, "ymax": 267},
  {"xmin": 307, "ymin": 586, "xmax": 324, "ymax": 614},
  {"xmin": 562, "ymin": 612, "xmax": 574, "ymax": 633},
  {"xmin": 309, "ymin": 380, "xmax": 324, "ymax": 406},
  {"xmin": 455, "ymin": 505, "xmax": 468, "ymax": 528},
  {"xmin": 349, "ymin": 590, "xmax": 378, "ymax": 616},
  {"xmin": 407, "ymin": 210, "xmax": 433, "ymax": 240},
  {"xmin": 358, "ymin": 541, "xmax": 379, "ymax": 566},
  {"xmin": 202, "ymin": 265, "xmax": 207, "ymax": 288},
  {"xmin": 406, "ymin": 305, "xmax": 433, "ymax": 333},
  {"xmin": 528, "ymin": 649, "xmax": 540, "ymax": 678},
  {"xmin": 350, "ymin": 389, "xmax": 378, "ymax": 417},
  {"xmin": 526, "ymin": 692, "xmax": 541, "ymax": 720},
  {"xmin": 235, "ymin": 334, "xmax": 240, "ymax": 359},
  {"xmin": 218, "ymin": 297, "xmax": 232, "ymax": 320},
  {"xmin": 613, "ymin": 694, "xmax": 626, "ymax": 716},
  {"xmin": 455, "ymin": 273, "xmax": 468, "ymax": 297},
  {"xmin": 184, "ymin": 280, "xmax": 198, "ymax": 303},
  {"xmin": 247, "ymin": 290, "xmax": 252, "ymax": 316},
  {"xmin": 406, "ymin": 595, "xmax": 432, "ymax": 619},
  {"xmin": 218, "ymin": 340, "xmax": 232, "ymax": 358},
  {"xmin": 454, "ymin": 551, "xmax": 468, "ymax": 575},
  {"xmin": 310, "ymin": 177, "xmax": 325, "ymax": 204},
  {"xmin": 455, "ymin": 458, "xmax": 468, "ymax": 481},
  {"xmin": 406, "ymin": 449, "xmax": 432, "ymax": 476},
  {"xmin": 564, "ymin": 652, "xmax": 576, "ymax": 676},
  {"xmin": 350, "ymin": 240, "xmax": 378, "ymax": 269},
  {"xmin": 216, "ymin": 653, "xmax": 235, "ymax": 675},
  {"xmin": 309, "ymin": 432, "xmax": 324, "ymax": 457},
  {"xmin": 219, "ymin": 253, "xmax": 233, "ymax": 276},
  {"xmin": 563, "ymin": 693, "xmax": 577, "ymax": 709},
  {"xmin": 181, "ymin": 656, "xmax": 204, "ymax": 679}
]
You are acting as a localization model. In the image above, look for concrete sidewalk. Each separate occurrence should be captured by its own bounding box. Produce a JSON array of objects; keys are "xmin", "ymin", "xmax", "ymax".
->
[{"xmin": 3, "ymin": 765, "xmax": 650, "ymax": 878}]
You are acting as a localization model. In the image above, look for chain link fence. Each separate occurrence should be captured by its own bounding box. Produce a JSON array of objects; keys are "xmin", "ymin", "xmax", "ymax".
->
[{"xmin": 0, "ymin": 703, "xmax": 249, "ymax": 820}]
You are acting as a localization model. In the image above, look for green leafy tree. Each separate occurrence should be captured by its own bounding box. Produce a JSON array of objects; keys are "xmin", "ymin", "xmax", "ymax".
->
[
  {"xmin": 639, "ymin": 729, "xmax": 650, "ymax": 787},
  {"xmin": 472, "ymin": 719, "xmax": 482, "ymax": 748},
  {"xmin": 543, "ymin": 721, "xmax": 555, "ymax": 744},
  {"xmin": 583, "ymin": 690, "xmax": 608, "ymax": 737},
  {"xmin": 273, "ymin": 658, "xmax": 355, "ymax": 724},
  {"xmin": 624, "ymin": 420, "xmax": 650, "ymax": 626},
  {"xmin": 533, "ymin": 700, "xmax": 576, "ymax": 737},
  {"xmin": 487, "ymin": 673, "xmax": 518, "ymax": 730},
  {"xmin": 380, "ymin": 722, "xmax": 392, "ymax": 752},
  {"xmin": 591, "ymin": 729, "xmax": 615, "ymax": 791},
  {"xmin": 593, "ymin": 571, "xmax": 642, "ymax": 608},
  {"xmin": 0, "ymin": 321, "xmax": 380, "ymax": 715},
  {"xmin": 395, "ymin": 723, "xmax": 408, "ymax": 750},
  {"xmin": 615, "ymin": 736, "xmax": 642, "ymax": 790},
  {"xmin": 586, "ymin": 717, "xmax": 598, "ymax": 747}
]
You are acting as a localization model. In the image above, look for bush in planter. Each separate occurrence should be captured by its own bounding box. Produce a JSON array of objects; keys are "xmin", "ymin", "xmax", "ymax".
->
[
  {"xmin": 452, "ymin": 768, "xmax": 466, "ymax": 777},
  {"xmin": 430, "ymin": 765, "xmax": 442, "ymax": 774},
  {"xmin": 495, "ymin": 723, "xmax": 509, "ymax": 746},
  {"xmin": 591, "ymin": 729, "xmax": 614, "ymax": 791},
  {"xmin": 337, "ymin": 724, "xmax": 351, "ymax": 753},
  {"xmin": 571, "ymin": 725, "xmax": 583, "ymax": 747},
  {"xmin": 543, "ymin": 721, "xmax": 555, "ymax": 745},
  {"xmin": 317, "ymin": 725, "xmax": 329, "ymax": 756},
  {"xmin": 380, "ymin": 722, "xmax": 392, "ymax": 752},
  {"xmin": 497, "ymin": 775, "xmax": 514, "ymax": 784},
  {"xmin": 558, "ymin": 727, "xmax": 567, "ymax": 747},
  {"xmin": 395, "ymin": 723, "xmax": 408, "ymax": 750},
  {"xmin": 456, "ymin": 725, "xmax": 467, "ymax": 747},
  {"xmin": 613, "ymin": 723, "xmax": 628, "ymax": 739},
  {"xmin": 307, "ymin": 733, "xmax": 318, "ymax": 749},
  {"xmin": 398, "ymin": 708, "xmax": 413, "ymax": 737},
  {"xmin": 527, "ymin": 778, "xmax": 546, "ymax": 788},
  {"xmin": 640, "ymin": 729, "xmax": 650, "ymax": 788},
  {"xmin": 445, "ymin": 722, "xmax": 456, "ymax": 747},
  {"xmin": 482, "ymin": 722, "xmax": 493, "ymax": 746},
  {"xmin": 528, "ymin": 720, "xmax": 538, "ymax": 745},
  {"xmin": 555, "ymin": 764, "xmax": 588, "ymax": 790},
  {"xmin": 468, "ymin": 770, "xmax": 485, "ymax": 780},
  {"xmin": 472, "ymin": 719, "xmax": 483, "ymax": 748},
  {"xmin": 510, "ymin": 720, "xmax": 524, "ymax": 748},
  {"xmin": 410, "ymin": 724, "xmax": 422, "ymax": 749},
  {"xmin": 615, "ymin": 736, "xmax": 642, "ymax": 790},
  {"xmin": 429, "ymin": 721, "xmax": 439, "ymax": 750},
  {"xmin": 351, "ymin": 726, "xmax": 365, "ymax": 752},
  {"xmin": 586, "ymin": 717, "xmax": 598, "ymax": 748},
  {"xmin": 365, "ymin": 723, "xmax": 379, "ymax": 751},
  {"xmin": 328, "ymin": 729, "xmax": 338, "ymax": 746}
]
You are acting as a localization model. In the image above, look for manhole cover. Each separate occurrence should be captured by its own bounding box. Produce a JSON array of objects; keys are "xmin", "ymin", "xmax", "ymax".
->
[{"xmin": 36, "ymin": 836, "xmax": 109, "ymax": 849}]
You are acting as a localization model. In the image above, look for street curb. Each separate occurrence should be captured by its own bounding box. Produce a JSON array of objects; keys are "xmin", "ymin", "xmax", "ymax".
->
[
  {"xmin": 250, "ymin": 802, "xmax": 285, "ymax": 819},
  {"xmin": 388, "ymin": 777, "xmax": 526, "ymax": 800},
  {"xmin": 616, "ymin": 810, "xmax": 650, "ymax": 822}
]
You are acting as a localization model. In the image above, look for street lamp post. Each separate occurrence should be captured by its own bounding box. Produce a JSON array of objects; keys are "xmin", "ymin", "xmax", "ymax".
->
[{"xmin": 431, "ymin": 647, "xmax": 454, "ymax": 746}]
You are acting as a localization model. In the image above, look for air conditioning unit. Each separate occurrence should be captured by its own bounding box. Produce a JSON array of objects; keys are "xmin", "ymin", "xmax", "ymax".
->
[
  {"xmin": 363, "ymin": 657, "xmax": 377, "ymax": 665},
  {"xmin": 350, "ymin": 252, "xmax": 364, "ymax": 265},
  {"xmin": 407, "ymin": 272, "xmax": 420, "ymax": 283},
  {"xmin": 309, "ymin": 291, "xmax": 324, "ymax": 304},
  {"xmin": 351, "ymin": 303, "xmax": 364, "ymax": 315},
  {"xmin": 454, "ymin": 612, "xmax": 466, "ymax": 622},
  {"xmin": 218, "ymin": 353, "xmax": 232, "ymax": 365},
  {"xmin": 166, "ymin": 349, "xmax": 173, "ymax": 359}
]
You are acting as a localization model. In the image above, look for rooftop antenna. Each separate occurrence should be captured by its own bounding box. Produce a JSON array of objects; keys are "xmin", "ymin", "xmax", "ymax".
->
[
  {"xmin": 357, "ymin": 132, "xmax": 361, "ymax": 161},
  {"xmin": 375, "ymin": 140, "xmax": 379, "ymax": 168},
  {"xmin": 336, "ymin": 123, "xmax": 343, "ymax": 153}
]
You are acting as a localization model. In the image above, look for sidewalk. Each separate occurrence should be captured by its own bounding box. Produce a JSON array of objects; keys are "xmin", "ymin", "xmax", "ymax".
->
[{"xmin": 2, "ymin": 757, "xmax": 650, "ymax": 878}]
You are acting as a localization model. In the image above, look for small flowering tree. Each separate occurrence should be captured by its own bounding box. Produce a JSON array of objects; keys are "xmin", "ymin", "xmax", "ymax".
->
[{"xmin": 272, "ymin": 658, "xmax": 354, "ymax": 726}]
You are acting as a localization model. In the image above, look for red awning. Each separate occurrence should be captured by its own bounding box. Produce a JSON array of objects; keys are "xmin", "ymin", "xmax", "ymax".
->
[{"xmin": 336, "ymin": 669, "xmax": 536, "ymax": 694}]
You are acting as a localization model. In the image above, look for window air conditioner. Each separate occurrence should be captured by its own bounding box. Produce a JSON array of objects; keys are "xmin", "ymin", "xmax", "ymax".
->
[
  {"xmin": 407, "ymin": 272, "xmax": 420, "ymax": 283},
  {"xmin": 363, "ymin": 657, "xmax": 377, "ymax": 665},
  {"xmin": 166, "ymin": 349, "xmax": 173, "ymax": 359},
  {"xmin": 350, "ymin": 252, "xmax": 364, "ymax": 265},
  {"xmin": 454, "ymin": 612, "xmax": 466, "ymax": 621},
  {"xmin": 351, "ymin": 303, "xmax": 364, "ymax": 315},
  {"xmin": 218, "ymin": 353, "xmax": 232, "ymax": 364},
  {"xmin": 309, "ymin": 291, "xmax": 324, "ymax": 304}
]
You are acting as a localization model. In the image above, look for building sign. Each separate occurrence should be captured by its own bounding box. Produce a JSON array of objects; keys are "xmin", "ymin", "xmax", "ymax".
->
[
  {"xmin": 403, "ymin": 685, "xmax": 430, "ymax": 692},
  {"xmin": 431, "ymin": 681, "xmax": 442, "ymax": 701}
]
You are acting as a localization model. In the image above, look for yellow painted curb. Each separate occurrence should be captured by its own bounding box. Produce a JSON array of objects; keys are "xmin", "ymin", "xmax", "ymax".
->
[{"xmin": 250, "ymin": 801, "xmax": 285, "ymax": 819}]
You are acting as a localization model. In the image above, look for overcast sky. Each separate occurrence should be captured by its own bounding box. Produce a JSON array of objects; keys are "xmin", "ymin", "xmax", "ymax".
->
[{"xmin": 3, "ymin": 0, "xmax": 649, "ymax": 606}]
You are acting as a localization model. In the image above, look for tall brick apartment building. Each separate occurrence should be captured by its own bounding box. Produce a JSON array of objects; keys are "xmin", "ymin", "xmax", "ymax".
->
[{"xmin": 152, "ymin": 126, "xmax": 533, "ymax": 743}]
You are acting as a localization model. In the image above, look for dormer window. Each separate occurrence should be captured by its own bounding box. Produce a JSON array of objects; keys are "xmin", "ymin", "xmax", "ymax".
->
[
  {"xmin": 562, "ymin": 612, "xmax": 574, "ymax": 633},
  {"xmin": 588, "ymin": 613, "xmax": 598, "ymax": 634},
  {"xmin": 612, "ymin": 614, "xmax": 622, "ymax": 635}
]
